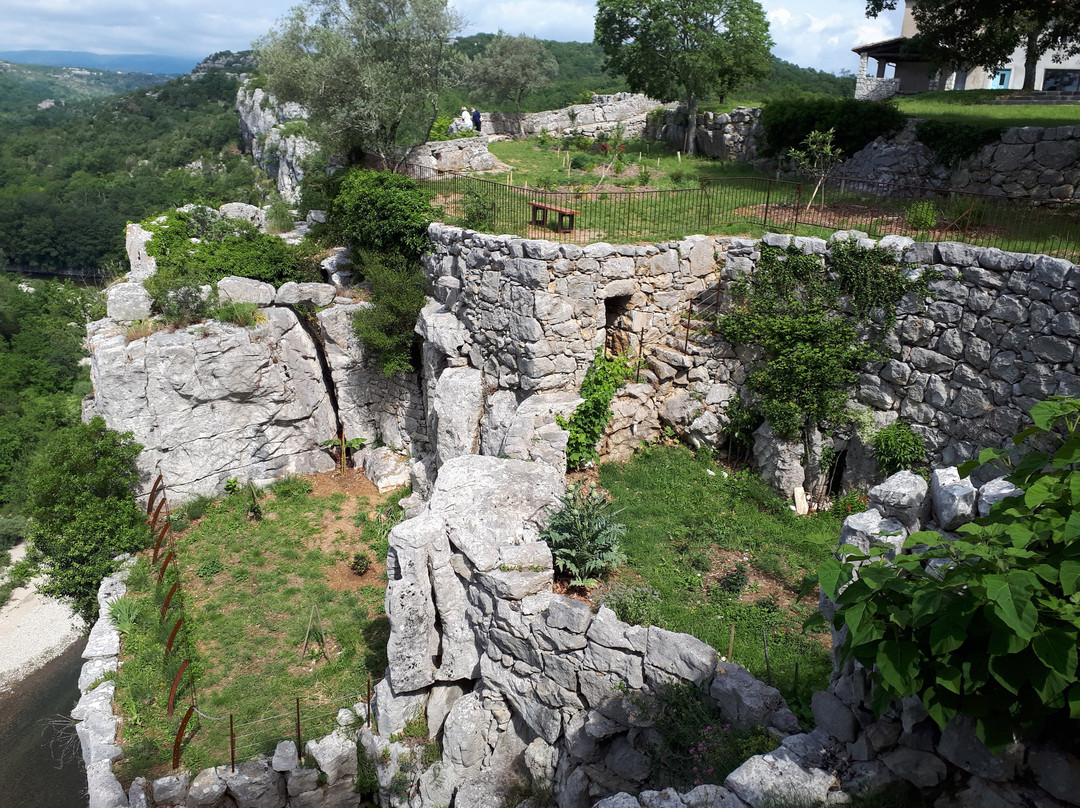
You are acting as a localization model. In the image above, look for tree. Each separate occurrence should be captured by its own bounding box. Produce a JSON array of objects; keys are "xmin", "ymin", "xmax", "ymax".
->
[
  {"xmin": 787, "ymin": 128, "xmax": 844, "ymax": 212},
  {"xmin": 255, "ymin": 0, "xmax": 463, "ymax": 161},
  {"xmin": 469, "ymin": 32, "xmax": 559, "ymax": 134},
  {"xmin": 594, "ymin": 0, "xmax": 772, "ymax": 155},
  {"xmin": 24, "ymin": 417, "xmax": 149, "ymax": 622},
  {"xmin": 866, "ymin": 0, "xmax": 1080, "ymax": 91}
]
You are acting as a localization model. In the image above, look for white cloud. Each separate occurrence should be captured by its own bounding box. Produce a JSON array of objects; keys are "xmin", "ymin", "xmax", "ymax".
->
[
  {"xmin": 768, "ymin": 8, "xmax": 793, "ymax": 27},
  {"xmin": 0, "ymin": 0, "xmax": 906, "ymax": 75}
]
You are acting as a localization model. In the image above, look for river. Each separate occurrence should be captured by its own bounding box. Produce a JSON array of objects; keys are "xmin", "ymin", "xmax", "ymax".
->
[{"xmin": 0, "ymin": 639, "xmax": 89, "ymax": 808}]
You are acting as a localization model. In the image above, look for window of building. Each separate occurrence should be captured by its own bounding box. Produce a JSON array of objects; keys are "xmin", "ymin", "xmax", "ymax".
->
[{"xmin": 1043, "ymin": 69, "xmax": 1080, "ymax": 92}]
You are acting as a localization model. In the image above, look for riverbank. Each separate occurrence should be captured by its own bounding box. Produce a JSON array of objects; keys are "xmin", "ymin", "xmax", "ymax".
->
[{"xmin": 0, "ymin": 543, "xmax": 84, "ymax": 694}]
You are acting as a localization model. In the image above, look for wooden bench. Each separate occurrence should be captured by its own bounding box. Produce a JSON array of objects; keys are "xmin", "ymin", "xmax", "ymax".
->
[{"xmin": 529, "ymin": 200, "xmax": 581, "ymax": 233}]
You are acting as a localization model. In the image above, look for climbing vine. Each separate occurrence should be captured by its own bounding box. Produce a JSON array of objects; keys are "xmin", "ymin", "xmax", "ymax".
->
[
  {"xmin": 715, "ymin": 241, "xmax": 932, "ymax": 441},
  {"xmin": 557, "ymin": 349, "xmax": 636, "ymax": 469}
]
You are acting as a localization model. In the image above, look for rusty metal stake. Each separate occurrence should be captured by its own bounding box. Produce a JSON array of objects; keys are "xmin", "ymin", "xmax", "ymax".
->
[
  {"xmin": 167, "ymin": 658, "xmax": 190, "ymax": 717},
  {"xmin": 172, "ymin": 704, "xmax": 195, "ymax": 769}
]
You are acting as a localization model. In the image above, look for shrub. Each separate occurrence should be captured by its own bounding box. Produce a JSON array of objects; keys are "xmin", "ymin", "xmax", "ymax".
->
[
  {"xmin": 557, "ymin": 349, "xmax": 636, "ymax": 469},
  {"xmin": 461, "ymin": 184, "xmax": 495, "ymax": 230},
  {"xmin": 349, "ymin": 552, "xmax": 371, "ymax": 576},
  {"xmin": 158, "ymin": 283, "xmax": 214, "ymax": 328},
  {"xmin": 265, "ymin": 198, "xmax": 296, "ymax": 233},
  {"xmin": 761, "ymin": 95, "xmax": 905, "ymax": 158},
  {"xmin": 596, "ymin": 583, "xmax": 664, "ymax": 627},
  {"xmin": 270, "ymin": 475, "xmax": 312, "ymax": 499},
  {"xmin": 211, "ymin": 301, "xmax": 263, "ymax": 328},
  {"xmin": 330, "ymin": 169, "xmax": 432, "ymax": 259},
  {"xmin": 108, "ymin": 596, "xmax": 141, "ymax": 633},
  {"xmin": 570, "ymin": 153, "xmax": 595, "ymax": 171},
  {"xmin": 636, "ymin": 162, "xmax": 652, "ymax": 185},
  {"xmin": 905, "ymin": 200, "xmax": 939, "ymax": 231},
  {"xmin": 23, "ymin": 417, "xmax": 149, "ymax": 622},
  {"xmin": 871, "ymin": 419, "xmax": 926, "ymax": 475},
  {"xmin": 817, "ymin": 397, "xmax": 1080, "ymax": 747},
  {"xmin": 196, "ymin": 558, "xmax": 225, "ymax": 579},
  {"xmin": 0, "ymin": 516, "xmax": 27, "ymax": 552},
  {"xmin": 541, "ymin": 482, "xmax": 627, "ymax": 587},
  {"xmin": 351, "ymin": 251, "xmax": 427, "ymax": 376}
]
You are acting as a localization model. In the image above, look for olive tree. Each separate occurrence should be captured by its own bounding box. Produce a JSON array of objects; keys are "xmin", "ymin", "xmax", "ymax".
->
[
  {"xmin": 594, "ymin": 0, "xmax": 773, "ymax": 155},
  {"xmin": 468, "ymin": 32, "xmax": 559, "ymax": 134},
  {"xmin": 255, "ymin": 0, "xmax": 463, "ymax": 161}
]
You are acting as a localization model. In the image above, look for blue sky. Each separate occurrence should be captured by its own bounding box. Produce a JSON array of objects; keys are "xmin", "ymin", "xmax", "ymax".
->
[{"xmin": 3, "ymin": 0, "xmax": 904, "ymax": 75}]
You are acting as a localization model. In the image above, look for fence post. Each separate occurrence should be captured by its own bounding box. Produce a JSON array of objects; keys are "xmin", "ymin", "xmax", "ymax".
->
[
  {"xmin": 167, "ymin": 658, "xmax": 190, "ymax": 717},
  {"xmin": 296, "ymin": 697, "xmax": 303, "ymax": 763},
  {"xmin": 172, "ymin": 705, "xmax": 195, "ymax": 770},
  {"xmin": 230, "ymin": 714, "xmax": 236, "ymax": 773},
  {"xmin": 763, "ymin": 180, "xmax": 772, "ymax": 228}
]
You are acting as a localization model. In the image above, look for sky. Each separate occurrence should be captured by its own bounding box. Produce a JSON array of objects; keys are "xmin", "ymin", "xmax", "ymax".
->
[{"xmin": 2, "ymin": 0, "xmax": 904, "ymax": 76}]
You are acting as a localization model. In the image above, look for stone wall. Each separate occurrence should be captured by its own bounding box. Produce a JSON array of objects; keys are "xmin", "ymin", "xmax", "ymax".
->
[
  {"xmin": 482, "ymin": 93, "xmax": 663, "ymax": 139},
  {"xmin": 854, "ymin": 76, "xmax": 900, "ymax": 101},
  {"xmin": 397, "ymin": 134, "xmax": 506, "ymax": 173},
  {"xmin": 645, "ymin": 106, "xmax": 763, "ymax": 162},
  {"xmin": 236, "ymin": 85, "xmax": 317, "ymax": 203},
  {"xmin": 419, "ymin": 226, "xmax": 1080, "ymax": 498},
  {"xmin": 837, "ymin": 121, "xmax": 1080, "ymax": 201}
]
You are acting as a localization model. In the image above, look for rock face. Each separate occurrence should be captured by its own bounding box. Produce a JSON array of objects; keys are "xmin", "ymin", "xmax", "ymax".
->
[
  {"xmin": 646, "ymin": 106, "xmax": 763, "ymax": 163},
  {"xmin": 87, "ymin": 306, "xmax": 337, "ymax": 500},
  {"xmin": 236, "ymin": 86, "xmax": 318, "ymax": 203}
]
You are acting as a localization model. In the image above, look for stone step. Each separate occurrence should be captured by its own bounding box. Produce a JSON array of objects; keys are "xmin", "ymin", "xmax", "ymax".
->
[{"xmin": 992, "ymin": 91, "xmax": 1080, "ymax": 105}]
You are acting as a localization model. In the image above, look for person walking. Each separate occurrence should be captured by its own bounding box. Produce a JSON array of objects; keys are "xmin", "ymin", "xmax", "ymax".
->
[{"xmin": 471, "ymin": 107, "xmax": 481, "ymax": 132}]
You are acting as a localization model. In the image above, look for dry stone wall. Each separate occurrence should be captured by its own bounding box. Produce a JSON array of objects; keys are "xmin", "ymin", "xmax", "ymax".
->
[
  {"xmin": 645, "ymin": 106, "xmax": 763, "ymax": 162},
  {"xmin": 482, "ymin": 94, "xmax": 663, "ymax": 139},
  {"xmin": 420, "ymin": 225, "xmax": 1080, "ymax": 497}
]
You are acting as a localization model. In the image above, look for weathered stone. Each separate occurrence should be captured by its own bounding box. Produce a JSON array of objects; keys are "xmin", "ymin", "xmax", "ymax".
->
[
  {"xmin": 1028, "ymin": 744, "xmax": 1080, "ymax": 805},
  {"xmin": 222, "ymin": 759, "xmax": 286, "ymax": 808},
  {"xmin": 274, "ymin": 281, "xmax": 337, "ymax": 307},
  {"xmin": 868, "ymin": 471, "xmax": 930, "ymax": 531},
  {"xmin": 839, "ymin": 509, "xmax": 907, "ymax": 557},
  {"xmin": 271, "ymin": 740, "xmax": 298, "ymax": 772},
  {"xmin": 710, "ymin": 662, "xmax": 794, "ymax": 730},
  {"xmin": 881, "ymin": 747, "xmax": 946, "ymax": 788},
  {"xmin": 217, "ymin": 276, "xmax": 275, "ymax": 306},
  {"xmin": 931, "ymin": 467, "xmax": 977, "ymax": 530},
  {"xmin": 725, "ymin": 749, "xmax": 839, "ymax": 807},
  {"xmin": 106, "ymin": 281, "xmax": 153, "ymax": 322},
  {"xmin": 978, "ymin": 478, "xmax": 1023, "ymax": 517},
  {"xmin": 644, "ymin": 626, "xmax": 716, "ymax": 685},
  {"xmin": 811, "ymin": 690, "xmax": 859, "ymax": 744},
  {"xmin": 86, "ymin": 760, "xmax": 128, "ymax": 808},
  {"xmin": 939, "ymin": 716, "xmax": 1021, "ymax": 782},
  {"xmin": 186, "ymin": 767, "xmax": 228, "ymax": 806},
  {"xmin": 433, "ymin": 366, "xmax": 483, "ymax": 467},
  {"xmin": 304, "ymin": 730, "xmax": 356, "ymax": 785},
  {"xmin": 152, "ymin": 773, "xmax": 190, "ymax": 806}
]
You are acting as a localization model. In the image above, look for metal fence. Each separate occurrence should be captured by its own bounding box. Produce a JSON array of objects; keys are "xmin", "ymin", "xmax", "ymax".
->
[{"xmin": 394, "ymin": 160, "xmax": 1080, "ymax": 261}]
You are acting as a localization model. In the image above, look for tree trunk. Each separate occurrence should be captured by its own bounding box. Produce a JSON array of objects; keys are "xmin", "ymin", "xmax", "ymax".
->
[
  {"xmin": 1023, "ymin": 29, "xmax": 1039, "ymax": 91},
  {"xmin": 685, "ymin": 96, "xmax": 698, "ymax": 156}
]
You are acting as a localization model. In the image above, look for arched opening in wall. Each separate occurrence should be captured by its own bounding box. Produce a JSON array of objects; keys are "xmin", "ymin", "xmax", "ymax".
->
[
  {"xmin": 605, "ymin": 295, "xmax": 633, "ymax": 356},
  {"xmin": 410, "ymin": 339, "xmax": 423, "ymax": 376},
  {"xmin": 827, "ymin": 449, "xmax": 848, "ymax": 498}
]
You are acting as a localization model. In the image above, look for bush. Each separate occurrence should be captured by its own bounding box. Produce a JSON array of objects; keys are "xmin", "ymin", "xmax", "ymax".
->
[
  {"xmin": 596, "ymin": 583, "xmax": 664, "ymax": 627},
  {"xmin": 349, "ymin": 552, "xmax": 371, "ymax": 576},
  {"xmin": 158, "ymin": 283, "xmax": 214, "ymax": 328},
  {"xmin": 211, "ymin": 301, "xmax": 263, "ymax": 328},
  {"xmin": 351, "ymin": 251, "xmax": 427, "ymax": 376},
  {"xmin": 461, "ymin": 184, "xmax": 495, "ymax": 230},
  {"xmin": 330, "ymin": 169, "xmax": 432, "ymax": 259},
  {"xmin": 24, "ymin": 417, "xmax": 149, "ymax": 622},
  {"xmin": 0, "ymin": 516, "xmax": 27, "ymax": 552},
  {"xmin": 540, "ymin": 482, "xmax": 627, "ymax": 587},
  {"xmin": 818, "ymin": 397, "xmax": 1080, "ymax": 747},
  {"xmin": 761, "ymin": 95, "xmax": 906, "ymax": 158},
  {"xmin": 905, "ymin": 200, "xmax": 939, "ymax": 231},
  {"xmin": 871, "ymin": 419, "xmax": 926, "ymax": 476}
]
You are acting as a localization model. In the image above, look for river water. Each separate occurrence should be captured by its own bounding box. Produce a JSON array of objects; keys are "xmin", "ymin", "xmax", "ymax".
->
[{"xmin": 0, "ymin": 639, "xmax": 89, "ymax": 808}]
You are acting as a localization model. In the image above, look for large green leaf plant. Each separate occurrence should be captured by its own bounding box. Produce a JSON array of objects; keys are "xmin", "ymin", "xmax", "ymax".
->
[{"xmin": 817, "ymin": 397, "xmax": 1080, "ymax": 747}]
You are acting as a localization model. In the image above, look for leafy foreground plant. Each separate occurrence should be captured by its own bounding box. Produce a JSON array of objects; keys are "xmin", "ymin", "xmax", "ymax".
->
[
  {"xmin": 541, "ymin": 482, "xmax": 627, "ymax": 588},
  {"xmin": 816, "ymin": 397, "xmax": 1080, "ymax": 747}
]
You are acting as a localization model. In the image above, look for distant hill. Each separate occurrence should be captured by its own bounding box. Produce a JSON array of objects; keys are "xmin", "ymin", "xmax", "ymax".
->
[
  {"xmin": 0, "ymin": 50, "xmax": 199, "ymax": 75},
  {"xmin": 0, "ymin": 60, "xmax": 172, "ymax": 121}
]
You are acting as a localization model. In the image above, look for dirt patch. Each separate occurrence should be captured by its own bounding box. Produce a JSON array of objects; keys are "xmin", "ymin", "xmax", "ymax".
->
[{"xmin": 308, "ymin": 469, "xmax": 391, "ymax": 594}]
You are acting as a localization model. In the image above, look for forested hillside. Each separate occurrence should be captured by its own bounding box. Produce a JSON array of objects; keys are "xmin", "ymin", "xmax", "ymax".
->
[
  {"xmin": 444, "ymin": 36, "xmax": 852, "ymax": 114},
  {"xmin": 0, "ymin": 60, "xmax": 171, "ymax": 122},
  {"xmin": 0, "ymin": 66, "xmax": 269, "ymax": 276}
]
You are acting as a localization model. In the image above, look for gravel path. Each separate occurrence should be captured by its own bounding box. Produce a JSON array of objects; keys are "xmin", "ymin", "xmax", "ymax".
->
[{"xmin": 0, "ymin": 544, "xmax": 84, "ymax": 694}]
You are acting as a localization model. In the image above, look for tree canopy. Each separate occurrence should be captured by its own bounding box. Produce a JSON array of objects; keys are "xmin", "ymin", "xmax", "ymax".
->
[
  {"xmin": 468, "ymin": 32, "xmax": 559, "ymax": 125},
  {"xmin": 256, "ymin": 0, "xmax": 463, "ymax": 161},
  {"xmin": 866, "ymin": 0, "xmax": 1080, "ymax": 91},
  {"xmin": 594, "ymin": 0, "xmax": 773, "ymax": 154}
]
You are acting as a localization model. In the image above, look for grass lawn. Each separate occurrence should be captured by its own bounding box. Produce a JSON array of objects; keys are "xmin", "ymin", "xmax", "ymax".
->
[
  {"xmin": 595, "ymin": 444, "xmax": 848, "ymax": 721},
  {"xmin": 895, "ymin": 90, "xmax": 1080, "ymax": 128},
  {"xmin": 109, "ymin": 470, "xmax": 402, "ymax": 781}
]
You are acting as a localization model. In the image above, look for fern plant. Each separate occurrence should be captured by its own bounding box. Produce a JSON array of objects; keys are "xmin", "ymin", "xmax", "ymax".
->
[{"xmin": 541, "ymin": 482, "xmax": 627, "ymax": 587}]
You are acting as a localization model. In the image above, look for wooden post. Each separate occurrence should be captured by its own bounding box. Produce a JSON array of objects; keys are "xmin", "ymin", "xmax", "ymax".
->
[
  {"xmin": 728, "ymin": 624, "xmax": 735, "ymax": 661},
  {"xmin": 762, "ymin": 629, "xmax": 772, "ymax": 687},
  {"xmin": 230, "ymin": 714, "xmax": 236, "ymax": 773}
]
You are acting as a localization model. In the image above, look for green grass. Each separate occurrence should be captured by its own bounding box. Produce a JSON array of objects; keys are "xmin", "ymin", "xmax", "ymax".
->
[
  {"xmin": 597, "ymin": 445, "xmax": 840, "ymax": 721},
  {"xmin": 112, "ymin": 484, "xmax": 392, "ymax": 780},
  {"xmin": 896, "ymin": 90, "xmax": 1080, "ymax": 128}
]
